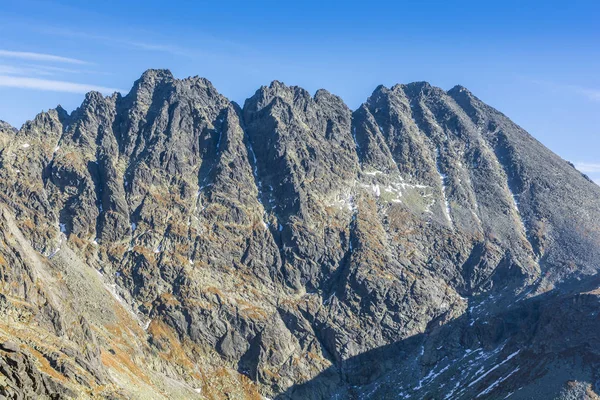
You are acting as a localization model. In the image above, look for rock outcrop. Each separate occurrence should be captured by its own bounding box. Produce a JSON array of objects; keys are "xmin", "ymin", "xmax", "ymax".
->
[{"xmin": 0, "ymin": 70, "xmax": 599, "ymax": 399}]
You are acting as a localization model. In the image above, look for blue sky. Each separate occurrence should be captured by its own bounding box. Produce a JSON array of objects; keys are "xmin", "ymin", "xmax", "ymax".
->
[{"xmin": 1, "ymin": 0, "xmax": 599, "ymax": 182}]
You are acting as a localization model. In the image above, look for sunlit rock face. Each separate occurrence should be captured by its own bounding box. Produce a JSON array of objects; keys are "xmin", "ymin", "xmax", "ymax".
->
[{"xmin": 0, "ymin": 70, "xmax": 599, "ymax": 399}]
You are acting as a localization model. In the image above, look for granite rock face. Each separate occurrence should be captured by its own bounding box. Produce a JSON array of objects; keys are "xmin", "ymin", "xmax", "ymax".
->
[{"xmin": 0, "ymin": 70, "xmax": 599, "ymax": 399}]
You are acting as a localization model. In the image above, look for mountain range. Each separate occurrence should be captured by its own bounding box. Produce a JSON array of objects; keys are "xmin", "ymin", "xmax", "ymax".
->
[{"xmin": 0, "ymin": 69, "xmax": 599, "ymax": 399}]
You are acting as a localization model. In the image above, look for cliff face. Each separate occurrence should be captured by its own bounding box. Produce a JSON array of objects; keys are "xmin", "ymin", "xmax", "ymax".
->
[{"xmin": 0, "ymin": 70, "xmax": 599, "ymax": 399}]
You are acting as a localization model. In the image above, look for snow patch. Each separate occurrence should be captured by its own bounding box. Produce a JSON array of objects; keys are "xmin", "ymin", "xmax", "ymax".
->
[
  {"xmin": 325, "ymin": 191, "xmax": 356, "ymax": 212},
  {"xmin": 246, "ymin": 140, "xmax": 271, "ymax": 229},
  {"xmin": 352, "ymin": 126, "xmax": 360, "ymax": 151},
  {"xmin": 104, "ymin": 282, "xmax": 145, "ymax": 328},
  {"xmin": 435, "ymin": 150, "xmax": 453, "ymax": 226},
  {"xmin": 372, "ymin": 184, "xmax": 381, "ymax": 197},
  {"xmin": 468, "ymin": 350, "xmax": 520, "ymax": 388},
  {"xmin": 48, "ymin": 247, "xmax": 60, "ymax": 258},
  {"xmin": 143, "ymin": 319, "xmax": 151, "ymax": 331},
  {"xmin": 414, "ymin": 364, "xmax": 450, "ymax": 390},
  {"xmin": 477, "ymin": 367, "xmax": 520, "ymax": 397}
]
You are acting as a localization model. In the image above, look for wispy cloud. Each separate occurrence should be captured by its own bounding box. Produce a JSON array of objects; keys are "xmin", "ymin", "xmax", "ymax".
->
[
  {"xmin": 0, "ymin": 75, "xmax": 124, "ymax": 94},
  {"xmin": 36, "ymin": 25, "xmax": 254, "ymax": 59},
  {"xmin": 574, "ymin": 162, "xmax": 600, "ymax": 174},
  {"xmin": 575, "ymin": 87, "xmax": 600, "ymax": 102},
  {"xmin": 33, "ymin": 27, "xmax": 196, "ymax": 58},
  {"xmin": 0, "ymin": 50, "xmax": 89, "ymax": 65},
  {"xmin": 0, "ymin": 64, "xmax": 59, "ymax": 76},
  {"xmin": 531, "ymin": 79, "xmax": 600, "ymax": 102},
  {"xmin": 24, "ymin": 64, "xmax": 111, "ymax": 75}
]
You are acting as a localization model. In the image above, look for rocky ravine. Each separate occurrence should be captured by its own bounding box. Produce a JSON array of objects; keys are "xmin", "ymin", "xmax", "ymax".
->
[{"xmin": 0, "ymin": 69, "xmax": 599, "ymax": 399}]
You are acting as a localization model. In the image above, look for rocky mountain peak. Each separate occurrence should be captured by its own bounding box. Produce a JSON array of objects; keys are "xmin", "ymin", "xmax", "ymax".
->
[
  {"xmin": 0, "ymin": 120, "xmax": 15, "ymax": 133},
  {"xmin": 136, "ymin": 68, "xmax": 175, "ymax": 85}
]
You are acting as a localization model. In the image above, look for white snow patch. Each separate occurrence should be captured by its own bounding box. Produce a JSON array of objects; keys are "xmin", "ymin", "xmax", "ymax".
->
[
  {"xmin": 323, "ymin": 293, "xmax": 335, "ymax": 306},
  {"xmin": 359, "ymin": 174, "xmax": 428, "ymax": 205},
  {"xmin": 48, "ymin": 247, "xmax": 60, "ymax": 258},
  {"xmin": 372, "ymin": 184, "xmax": 381, "ymax": 197},
  {"xmin": 435, "ymin": 151, "xmax": 453, "ymax": 225},
  {"xmin": 325, "ymin": 191, "xmax": 356, "ymax": 212},
  {"xmin": 104, "ymin": 282, "xmax": 144, "ymax": 327},
  {"xmin": 21, "ymin": 143, "xmax": 30, "ymax": 148},
  {"xmin": 511, "ymin": 193, "xmax": 520, "ymax": 212},
  {"xmin": 246, "ymin": 140, "xmax": 271, "ymax": 228},
  {"xmin": 414, "ymin": 364, "xmax": 450, "ymax": 390},
  {"xmin": 468, "ymin": 350, "xmax": 520, "ymax": 388},
  {"xmin": 477, "ymin": 367, "xmax": 520, "ymax": 397},
  {"xmin": 352, "ymin": 126, "xmax": 360, "ymax": 150},
  {"xmin": 439, "ymin": 172, "xmax": 452, "ymax": 221}
]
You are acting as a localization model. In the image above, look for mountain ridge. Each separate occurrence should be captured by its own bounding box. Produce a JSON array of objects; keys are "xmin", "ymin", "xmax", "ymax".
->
[{"xmin": 0, "ymin": 69, "xmax": 599, "ymax": 399}]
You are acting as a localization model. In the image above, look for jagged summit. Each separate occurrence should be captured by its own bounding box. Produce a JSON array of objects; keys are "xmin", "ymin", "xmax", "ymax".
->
[
  {"xmin": 136, "ymin": 68, "xmax": 175, "ymax": 82},
  {"xmin": 448, "ymin": 83, "xmax": 471, "ymax": 94},
  {"xmin": 0, "ymin": 120, "xmax": 15, "ymax": 133},
  {"xmin": 0, "ymin": 72, "xmax": 599, "ymax": 399}
]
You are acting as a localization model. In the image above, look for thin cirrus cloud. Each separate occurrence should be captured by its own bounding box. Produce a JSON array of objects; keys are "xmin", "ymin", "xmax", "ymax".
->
[
  {"xmin": 0, "ymin": 64, "xmax": 48, "ymax": 76},
  {"xmin": 531, "ymin": 79, "xmax": 600, "ymax": 102},
  {"xmin": 0, "ymin": 49, "xmax": 120, "ymax": 94},
  {"xmin": 36, "ymin": 25, "xmax": 255, "ymax": 60},
  {"xmin": 576, "ymin": 88, "xmax": 600, "ymax": 102},
  {"xmin": 0, "ymin": 49, "xmax": 89, "ymax": 65},
  {"xmin": 575, "ymin": 162, "xmax": 600, "ymax": 174},
  {"xmin": 0, "ymin": 75, "xmax": 124, "ymax": 95}
]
